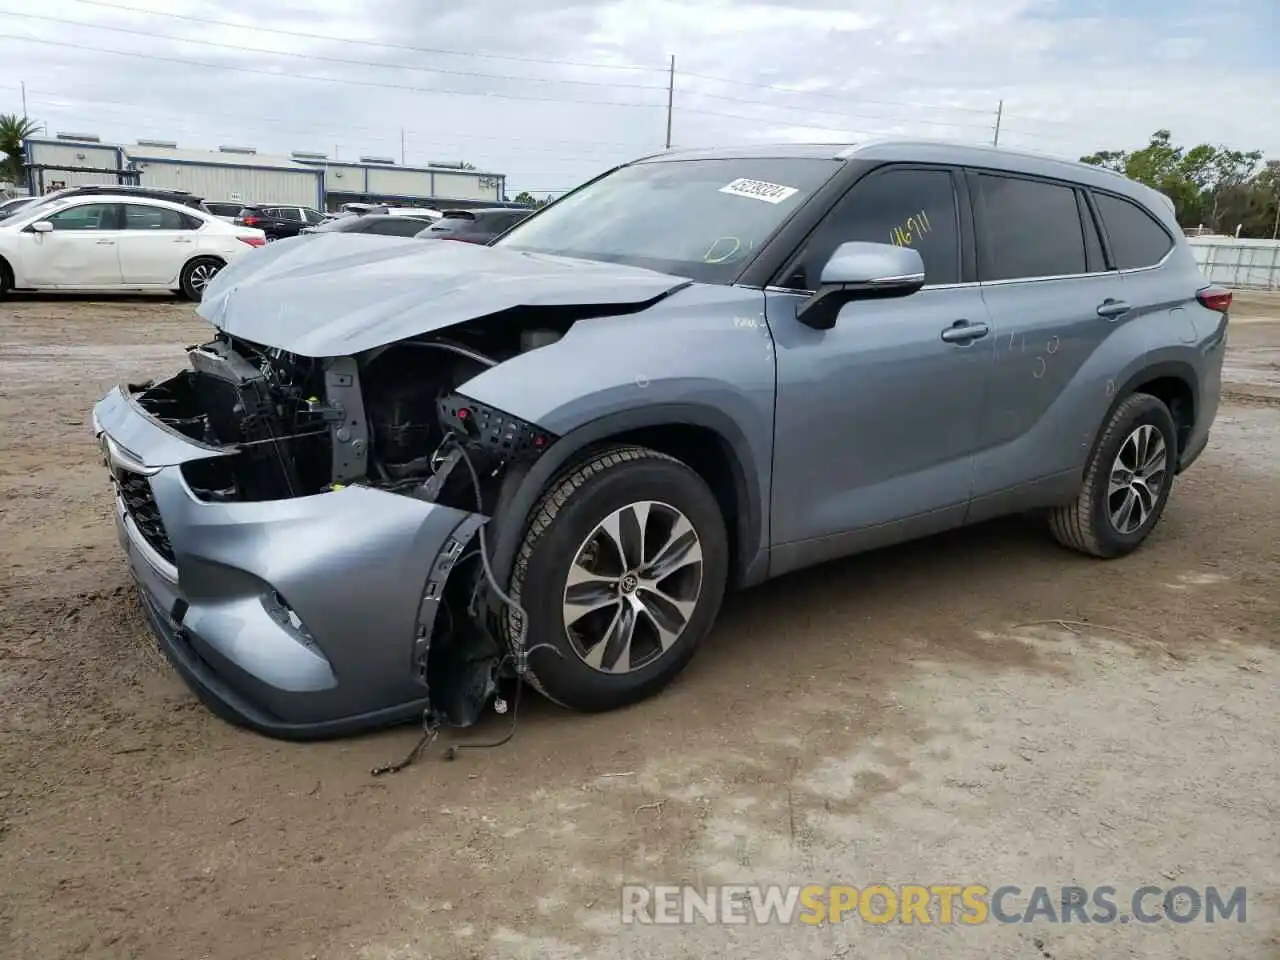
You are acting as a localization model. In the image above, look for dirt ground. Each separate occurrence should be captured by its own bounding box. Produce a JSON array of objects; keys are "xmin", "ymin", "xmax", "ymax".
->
[{"xmin": 1, "ymin": 292, "xmax": 1277, "ymax": 960}]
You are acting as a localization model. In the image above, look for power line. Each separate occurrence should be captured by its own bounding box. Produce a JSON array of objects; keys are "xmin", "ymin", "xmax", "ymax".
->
[
  {"xmin": 20, "ymin": 88, "xmax": 647, "ymax": 154},
  {"xmin": 0, "ymin": 33, "xmax": 668, "ymax": 110},
  {"xmin": 1, "ymin": 10, "xmax": 670, "ymax": 93},
  {"xmin": 677, "ymin": 71, "xmax": 1001, "ymax": 118},
  {"xmin": 58, "ymin": 0, "xmax": 1079, "ymax": 130},
  {"xmin": 66, "ymin": 0, "xmax": 667, "ymax": 74}
]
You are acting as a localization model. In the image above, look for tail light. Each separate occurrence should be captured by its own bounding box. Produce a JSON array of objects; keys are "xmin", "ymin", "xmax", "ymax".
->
[
  {"xmin": 241, "ymin": 215, "xmax": 259, "ymax": 226},
  {"xmin": 1196, "ymin": 285, "xmax": 1232, "ymax": 313},
  {"xmin": 239, "ymin": 235, "xmax": 266, "ymax": 247}
]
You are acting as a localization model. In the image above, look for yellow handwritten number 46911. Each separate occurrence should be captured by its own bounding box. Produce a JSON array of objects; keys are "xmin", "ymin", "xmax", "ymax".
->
[{"xmin": 891, "ymin": 210, "xmax": 932, "ymax": 248}]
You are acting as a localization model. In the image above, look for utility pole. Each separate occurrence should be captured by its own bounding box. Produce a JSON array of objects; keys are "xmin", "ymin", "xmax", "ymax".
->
[
  {"xmin": 992, "ymin": 99, "xmax": 1003, "ymax": 147},
  {"xmin": 401, "ymin": 128, "xmax": 406, "ymax": 165},
  {"xmin": 21, "ymin": 80, "xmax": 28, "ymax": 118},
  {"xmin": 664, "ymin": 54, "xmax": 675, "ymax": 150}
]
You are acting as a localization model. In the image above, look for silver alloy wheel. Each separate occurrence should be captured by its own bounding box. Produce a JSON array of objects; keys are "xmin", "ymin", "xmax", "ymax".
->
[
  {"xmin": 1107, "ymin": 424, "xmax": 1168, "ymax": 535},
  {"xmin": 188, "ymin": 261, "xmax": 221, "ymax": 294},
  {"xmin": 561, "ymin": 500, "xmax": 704, "ymax": 674}
]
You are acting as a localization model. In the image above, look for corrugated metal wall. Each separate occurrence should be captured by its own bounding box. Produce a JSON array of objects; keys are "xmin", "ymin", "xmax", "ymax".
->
[
  {"xmin": 132, "ymin": 161, "xmax": 321, "ymax": 206},
  {"xmin": 26, "ymin": 141, "xmax": 122, "ymax": 189},
  {"xmin": 433, "ymin": 171, "xmax": 501, "ymax": 201},
  {"xmin": 365, "ymin": 166, "xmax": 436, "ymax": 199},
  {"xmin": 1189, "ymin": 238, "xmax": 1280, "ymax": 290},
  {"xmin": 318, "ymin": 164, "xmax": 358, "ymax": 194}
]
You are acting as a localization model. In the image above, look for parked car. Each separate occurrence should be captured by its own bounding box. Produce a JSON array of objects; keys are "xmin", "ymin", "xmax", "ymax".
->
[
  {"xmin": 0, "ymin": 194, "xmax": 266, "ymax": 300},
  {"xmin": 369, "ymin": 205, "xmax": 443, "ymax": 220},
  {"xmin": 2, "ymin": 185, "xmax": 211, "ymax": 223},
  {"xmin": 91, "ymin": 140, "xmax": 1228, "ymax": 740},
  {"xmin": 235, "ymin": 204, "xmax": 327, "ymax": 240},
  {"xmin": 0, "ymin": 195, "xmax": 37, "ymax": 217},
  {"xmin": 416, "ymin": 207, "xmax": 532, "ymax": 244},
  {"xmin": 300, "ymin": 213, "xmax": 436, "ymax": 237},
  {"xmin": 204, "ymin": 201, "xmax": 246, "ymax": 222}
]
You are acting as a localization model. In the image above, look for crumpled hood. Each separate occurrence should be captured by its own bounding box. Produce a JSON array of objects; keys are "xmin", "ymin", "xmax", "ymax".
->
[{"xmin": 197, "ymin": 234, "xmax": 692, "ymax": 357}]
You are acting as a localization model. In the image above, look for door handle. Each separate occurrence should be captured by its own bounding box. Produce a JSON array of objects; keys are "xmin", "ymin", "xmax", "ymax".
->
[
  {"xmin": 95, "ymin": 240, "xmax": 115, "ymax": 245},
  {"xmin": 172, "ymin": 238, "xmax": 193, "ymax": 243},
  {"xmin": 1096, "ymin": 298, "xmax": 1131, "ymax": 319},
  {"xmin": 940, "ymin": 319, "xmax": 990, "ymax": 344}
]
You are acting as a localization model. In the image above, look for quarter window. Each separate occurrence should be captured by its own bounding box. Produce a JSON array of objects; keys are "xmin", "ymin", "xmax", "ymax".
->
[
  {"xmin": 1093, "ymin": 192, "xmax": 1173, "ymax": 270},
  {"xmin": 977, "ymin": 174, "xmax": 1087, "ymax": 280},
  {"xmin": 122, "ymin": 205, "xmax": 196, "ymax": 230},
  {"xmin": 786, "ymin": 167, "xmax": 961, "ymax": 289}
]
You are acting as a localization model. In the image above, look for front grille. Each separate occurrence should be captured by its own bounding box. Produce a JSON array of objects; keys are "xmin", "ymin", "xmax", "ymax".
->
[{"xmin": 115, "ymin": 469, "xmax": 175, "ymax": 565}]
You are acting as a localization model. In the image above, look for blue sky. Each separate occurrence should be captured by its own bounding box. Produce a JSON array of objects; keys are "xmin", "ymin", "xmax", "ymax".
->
[{"xmin": 0, "ymin": 0, "xmax": 1275, "ymax": 196}]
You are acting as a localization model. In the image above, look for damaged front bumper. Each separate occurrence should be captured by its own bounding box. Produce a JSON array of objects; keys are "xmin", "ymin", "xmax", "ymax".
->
[{"xmin": 92, "ymin": 385, "xmax": 488, "ymax": 740}]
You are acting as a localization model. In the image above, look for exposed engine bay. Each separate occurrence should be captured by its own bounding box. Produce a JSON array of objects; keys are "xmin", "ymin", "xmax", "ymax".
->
[{"xmin": 128, "ymin": 317, "xmax": 570, "ymax": 729}]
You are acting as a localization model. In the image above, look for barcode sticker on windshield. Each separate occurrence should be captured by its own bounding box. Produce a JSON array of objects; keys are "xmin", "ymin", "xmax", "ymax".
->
[{"xmin": 719, "ymin": 178, "xmax": 799, "ymax": 204}]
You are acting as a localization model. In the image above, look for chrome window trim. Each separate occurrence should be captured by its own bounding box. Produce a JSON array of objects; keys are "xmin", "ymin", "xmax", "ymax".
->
[{"xmin": 759, "ymin": 229, "xmax": 1174, "ymax": 296}]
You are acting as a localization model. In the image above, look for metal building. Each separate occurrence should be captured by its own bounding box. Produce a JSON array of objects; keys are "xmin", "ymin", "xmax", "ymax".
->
[
  {"xmin": 22, "ymin": 135, "xmax": 508, "ymax": 210},
  {"xmin": 294, "ymin": 155, "xmax": 507, "ymax": 210},
  {"xmin": 127, "ymin": 143, "xmax": 324, "ymax": 208},
  {"xmin": 23, "ymin": 134, "xmax": 135, "ymax": 193}
]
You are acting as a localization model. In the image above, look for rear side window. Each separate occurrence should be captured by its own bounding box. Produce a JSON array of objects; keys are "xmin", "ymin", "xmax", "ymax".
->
[
  {"xmin": 122, "ymin": 204, "xmax": 197, "ymax": 230},
  {"xmin": 1093, "ymin": 192, "xmax": 1173, "ymax": 270},
  {"xmin": 977, "ymin": 174, "xmax": 1086, "ymax": 281},
  {"xmin": 786, "ymin": 166, "xmax": 962, "ymax": 288},
  {"xmin": 368, "ymin": 218, "xmax": 428, "ymax": 237}
]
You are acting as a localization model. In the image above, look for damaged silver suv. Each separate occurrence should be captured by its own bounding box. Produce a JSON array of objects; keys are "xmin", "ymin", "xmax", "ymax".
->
[{"xmin": 92, "ymin": 140, "xmax": 1229, "ymax": 739}]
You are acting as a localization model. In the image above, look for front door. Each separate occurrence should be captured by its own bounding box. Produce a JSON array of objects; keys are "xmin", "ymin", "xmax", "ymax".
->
[
  {"xmin": 766, "ymin": 165, "xmax": 993, "ymax": 574},
  {"xmin": 117, "ymin": 202, "xmax": 201, "ymax": 285},
  {"xmin": 20, "ymin": 202, "xmax": 122, "ymax": 287}
]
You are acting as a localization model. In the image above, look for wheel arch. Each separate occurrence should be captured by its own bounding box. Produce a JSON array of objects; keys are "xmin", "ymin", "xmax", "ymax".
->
[
  {"xmin": 1112, "ymin": 361, "xmax": 1198, "ymax": 459},
  {"xmin": 183, "ymin": 252, "xmax": 227, "ymax": 272},
  {"xmin": 0, "ymin": 252, "xmax": 14, "ymax": 289},
  {"xmin": 487, "ymin": 403, "xmax": 767, "ymax": 597}
]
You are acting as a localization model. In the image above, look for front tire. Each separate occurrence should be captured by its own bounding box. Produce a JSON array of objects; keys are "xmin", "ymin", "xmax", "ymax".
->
[
  {"xmin": 1049, "ymin": 392, "xmax": 1178, "ymax": 558},
  {"xmin": 179, "ymin": 257, "xmax": 224, "ymax": 301},
  {"xmin": 508, "ymin": 445, "xmax": 729, "ymax": 712}
]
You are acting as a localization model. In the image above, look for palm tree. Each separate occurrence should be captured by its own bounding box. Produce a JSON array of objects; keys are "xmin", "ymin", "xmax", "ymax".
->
[{"xmin": 0, "ymin": 114, "xmax": 39, "ymax": 185}]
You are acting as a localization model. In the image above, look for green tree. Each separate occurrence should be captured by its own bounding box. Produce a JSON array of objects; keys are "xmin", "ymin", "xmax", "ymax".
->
[
  {"xmin": 511, "ymin": 191, "xmax": 557, "ymax": 209},
  {"xmin": 1081, "ymin": 130, "xmax": 1267, "ymax": 233},
  {"xmin": 0, "ymin": 113, "xmax": 39, "ymax": 185}
]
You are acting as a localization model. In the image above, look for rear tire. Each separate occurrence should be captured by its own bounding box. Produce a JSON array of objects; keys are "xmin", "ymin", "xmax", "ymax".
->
[
  {"xmin": 179, "ymin": 257, "xmax": 224, "ymax": 301},
  {"xmin": 508, "ymin": 445, "xmax": 729, "ymax": 712},
  {"xmin": 0, "ymin": 258, "xmax": 12, "ymax": 299},
  {"xmin": 1049, "ymin": 392, "xmax": 1178, "ymax": 558}
]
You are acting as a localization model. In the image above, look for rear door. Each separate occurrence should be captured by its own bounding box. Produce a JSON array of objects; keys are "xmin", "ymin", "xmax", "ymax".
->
[
  {"xmin": 19, "ymin": 202, "xmax": 123, "ymax": 286},
  {"xmin": 766, "ymin": 164, "xmax": 994, "ymax": 566},
  {"xmin": 117, "ymin": 202, "xmax": 203, "ymax": 285},
  {"xmin": 967, "ymin": 170, "xmax": 1128, "ymax": 514}
]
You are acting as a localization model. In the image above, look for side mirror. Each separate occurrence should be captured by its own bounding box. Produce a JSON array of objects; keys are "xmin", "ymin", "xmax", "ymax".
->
[
  {"xmin": 796, "ymin": 241, "xmax": 926, "ymax": 330},
  {"xmin": 28, "ymin": 220, "xmax": 53, "ymax": 234}
]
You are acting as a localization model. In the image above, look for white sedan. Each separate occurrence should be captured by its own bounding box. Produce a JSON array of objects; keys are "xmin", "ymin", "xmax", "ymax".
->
[{"xmin": 0, "ymin": 194, "xmax": 267, "ymax": 301}]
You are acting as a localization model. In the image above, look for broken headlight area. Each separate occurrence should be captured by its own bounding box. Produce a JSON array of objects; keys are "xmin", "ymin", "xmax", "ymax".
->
[
  {"xmin": 127, "ymin": 327, "xmax": 562, "ymax": 729},
  {"xmin": 134, "ymin": 328, "xmax": 559, "ymax": 509}
]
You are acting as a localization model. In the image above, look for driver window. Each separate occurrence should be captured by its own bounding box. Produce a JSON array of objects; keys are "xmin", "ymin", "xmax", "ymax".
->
[{"xmin": 783, "ymin": 167, "xmax": 961, "ymax": 290}]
